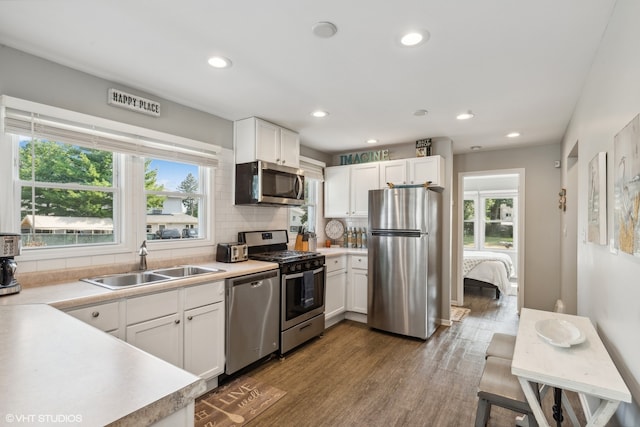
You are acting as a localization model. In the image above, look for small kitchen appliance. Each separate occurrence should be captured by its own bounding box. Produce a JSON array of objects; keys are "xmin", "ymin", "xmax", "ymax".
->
[
  {"xmin": 235, "ymin": 161, "xmax": 305, "ymax": 206},
  {"xmin": 238, "ymin": 229, "xmax": 326, "ymax": 354},
  {"xmin": 0, "ymin": 233, "xmax": 21, "ymax": 296},
  {"xmin": 216, "ymin": 242, "xmax": 248, "ymax": 263}
]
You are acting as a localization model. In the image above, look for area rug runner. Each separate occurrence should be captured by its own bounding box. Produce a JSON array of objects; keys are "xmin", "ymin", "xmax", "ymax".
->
[
  {"xmin": 451, "ymin": 306, "xmax": 471, "ymax": 322},
  {"xmin": 194, "ymin": 376, "xmax": 286, "ymax": 427}
]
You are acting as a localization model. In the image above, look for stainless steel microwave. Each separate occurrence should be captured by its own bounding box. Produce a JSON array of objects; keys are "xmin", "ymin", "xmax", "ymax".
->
[{"xmin": 235, "ymin": 161, "xmax": 305, "ymax": 206}]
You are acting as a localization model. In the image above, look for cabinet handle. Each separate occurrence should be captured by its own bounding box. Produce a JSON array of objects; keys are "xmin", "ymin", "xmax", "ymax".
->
[
  {"xmin": 91, "ymin": 311, "xmax": 99, "ymax": 318},
  {"xmin": 282, "ymin": 160, "xmax": 286, "ymax": 164},
  {"xmin": 187, "ymin": 316, "xmax": 193, "ymax": 321},
  {"xmin": 174, "ymin": 319, "xmax": 181, "ymax": 324}
]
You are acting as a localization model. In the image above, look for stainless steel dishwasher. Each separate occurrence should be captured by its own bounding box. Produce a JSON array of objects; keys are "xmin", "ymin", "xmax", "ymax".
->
[{"xmin": 225, "ymin": 269, "xmax": 280, "ymax": 375}]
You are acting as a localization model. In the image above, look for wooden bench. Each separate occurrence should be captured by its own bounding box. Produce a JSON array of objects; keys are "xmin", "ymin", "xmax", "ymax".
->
[
  {"xmin": 485, "ymin": 333, "xmax": 516, "ymax": 360},
  {"xmin": 475, "ymin": 356, "xmax": 539, "ymax": 427}
]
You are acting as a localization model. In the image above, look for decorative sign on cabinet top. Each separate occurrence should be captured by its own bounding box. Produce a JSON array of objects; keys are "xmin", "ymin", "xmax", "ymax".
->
[
  {"xmin": 415, "ymin": 138, "xmax": 432, "ymax": 157},
  {"xmin": 339, "ymin": 149, "xmax": 389, "ymax": 165},
  {"xmin": 108, "ymin": 88, "xmax": 161, "ymax": 117}
]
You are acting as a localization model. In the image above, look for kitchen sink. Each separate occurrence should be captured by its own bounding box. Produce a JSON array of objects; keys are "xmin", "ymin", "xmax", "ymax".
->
[
  {"xmin": 82, "ymin": 272, "xmax": 172, "ymax": 290},
  {"xmin": 82, "ymin": 266, "xmax": 224, "ymax": 290},
  {"xmin": 151, "ymin": 265, "xmax": 223, "ymax": 277}
]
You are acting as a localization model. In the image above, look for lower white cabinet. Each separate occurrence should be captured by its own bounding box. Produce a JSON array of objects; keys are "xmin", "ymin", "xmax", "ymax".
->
[
  {"xmin": 66, "ymin": 300, "xmax": 124, "ymax": 339},
  {"xmin": 68, "ymin": 280, "xmax": 226, "ymax": 382},
  {"xmin": 347, "ymin": 255, "xmax": 368, "ymax": 314},
  {"xmin": 127, "ymin": 313, "xmax": 183, "ymax": 367},
  {"xmin": 183, "ymin": 294, "xmax": 224, "ymax": 379},
  {"xmin": 325, "ymin": 256, "xmax": 347, "ymax": 327}
]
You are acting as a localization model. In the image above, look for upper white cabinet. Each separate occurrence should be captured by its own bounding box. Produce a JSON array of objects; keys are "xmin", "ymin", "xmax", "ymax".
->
[
  {"xmin": 409, "ymin": 156, "xmax": 444, "ymax": 187},
  {"xmin": 379, "ymin": 155, "xmax": 445, "ymax": 188},
  {"xmin": 325, "ymin": 163, "xmax": 379, "ymax": 217},
  {"xmin": 234, "ymin": 117, "xmax": 300, "ymax": 168}
]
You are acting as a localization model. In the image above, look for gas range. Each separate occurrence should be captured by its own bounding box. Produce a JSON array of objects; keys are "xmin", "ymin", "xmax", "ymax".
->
[
  {"xmin": 238, "ymin": 230, "xmax": 325, "ymax": 271},
  {"xmin": 238, "ymin": 229, "xmax": 327, "ymax": 354}
]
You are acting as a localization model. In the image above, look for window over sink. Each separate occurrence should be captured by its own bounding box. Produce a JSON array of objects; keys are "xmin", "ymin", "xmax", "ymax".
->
[{"xmin": 1, "ymin": 95, "xmax": 220, "ymax": 257}]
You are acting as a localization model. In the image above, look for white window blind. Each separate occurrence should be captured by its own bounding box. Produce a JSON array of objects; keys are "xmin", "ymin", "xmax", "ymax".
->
[
  {"xmin": 300, "ymin": 156, "xmax": 325, "ymax": 181},
  {"xmin": 1, "ymin": 95, "xmax": 221, "ymax": 167}
]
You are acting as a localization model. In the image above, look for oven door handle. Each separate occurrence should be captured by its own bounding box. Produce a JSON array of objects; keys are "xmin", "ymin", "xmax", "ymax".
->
[{"xmin": 282, "ymin": 266, "xmax": 324, "ymax": 280}]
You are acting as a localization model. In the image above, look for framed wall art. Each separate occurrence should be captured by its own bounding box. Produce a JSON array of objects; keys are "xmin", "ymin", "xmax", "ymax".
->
[
  {"xmin": 588, "ymin": 152, "xmax": 607, "ymax": 244},
  {"xmin": 613, "ymin": 114, "xmax": 640, "ymax": 256}
]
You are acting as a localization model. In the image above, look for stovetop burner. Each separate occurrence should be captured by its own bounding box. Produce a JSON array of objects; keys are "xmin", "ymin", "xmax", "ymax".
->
[{"xmin": 250, "ymin": 250, "xmax": 321, "ymax": 262}]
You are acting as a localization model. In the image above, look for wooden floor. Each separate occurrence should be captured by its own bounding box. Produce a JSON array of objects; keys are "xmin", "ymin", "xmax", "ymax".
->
[{"xmin": 229, "ymin": 289, "xmax": 607, "ymax": 426}]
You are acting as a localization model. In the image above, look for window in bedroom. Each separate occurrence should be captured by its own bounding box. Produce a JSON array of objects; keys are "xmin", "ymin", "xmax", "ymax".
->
[
  {"xmin": 464, "ymin": 191, "xmax": 516, "ymax": 251},
  {"xmin": 463, "ymin": 198, "xmax": 477, "ymax": 248},
  {"xmin": 482, "ymin": 196, "xmax": 515, "ymax": 250}
]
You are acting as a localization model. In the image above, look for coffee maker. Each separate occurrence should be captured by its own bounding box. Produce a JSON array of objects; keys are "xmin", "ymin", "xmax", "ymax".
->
[{"xmin": 0, "ymin": 233, "xmax": 21, "ymax": 296}]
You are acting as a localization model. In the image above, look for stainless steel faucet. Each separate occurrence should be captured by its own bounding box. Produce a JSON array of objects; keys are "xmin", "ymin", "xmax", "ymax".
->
[{"xmin": 138, "ymin": 240, "xmax": 148, "ymax": 270}]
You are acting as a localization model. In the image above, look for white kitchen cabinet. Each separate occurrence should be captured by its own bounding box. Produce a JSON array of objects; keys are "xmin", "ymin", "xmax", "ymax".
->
[
  {"xmin": 234, "ymin": 117, "xmax": 300, "ymax": 168},
  {"xmin": 324, "ymin": 163, "xmax": 379, "ymax": 217},
  {"xmin": 377, "ymin": 155, "xmax": 445, "ymax": 188},
  {"xmin": 184, "ymin": 303, "xmax": 224, "ymax": 379},
  {"xmin": 408, "ymin": 155, "xmax": 445, "ymax": 187},
  {"xmin": 379, "ymin": 159, "xmax": 408, "ymax": 188},
  {"xmin": 66, "ymin": 300, "xmax": 124, "ymax": 339},
  {"xmin": 126, "ymin": 289, "xmax": 183, "ymax": 368},
  {"xmin": 324, "ymin": 166, "xmax": 351, "ymax": 217},
  {"xmin": 325, "ymin": 255, "xmax": 347, "ymax": 327},
  {"xmin": 347, "ymin": 255, "xmax": 368, "ymax": 314},
  {"xmin": 183, "ymin": 281, "xmax": 225, "ymax": 381},
  {"xmin": 126, "ymin": 313, "xmax": 183, "ymax": 368}
]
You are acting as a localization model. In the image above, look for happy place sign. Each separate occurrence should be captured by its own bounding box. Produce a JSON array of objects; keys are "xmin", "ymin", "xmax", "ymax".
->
[{"xmin": 108, "ymin": 88, "xmax": 161, "ymax": 117}]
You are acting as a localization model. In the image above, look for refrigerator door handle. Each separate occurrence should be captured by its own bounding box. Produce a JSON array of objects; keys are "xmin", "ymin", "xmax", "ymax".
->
[{"xmin": 371, "ymin": 230, "xmax": 423, "ymax": 238}]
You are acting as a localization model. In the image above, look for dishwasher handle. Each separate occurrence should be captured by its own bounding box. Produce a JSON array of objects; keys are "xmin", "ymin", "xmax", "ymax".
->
[{"xmin": 227, "ymin": 269, "xmax": 279, "ymax": 288}]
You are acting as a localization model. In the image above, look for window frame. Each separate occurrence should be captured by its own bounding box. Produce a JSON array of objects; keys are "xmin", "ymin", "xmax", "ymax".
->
[
  {"xmin": 1, "ymin": 96, "xmax": 220, "ymax": 262},
  {"xmin": 464, "ymin": 190, "xmax": 517, "ymax": 252}
]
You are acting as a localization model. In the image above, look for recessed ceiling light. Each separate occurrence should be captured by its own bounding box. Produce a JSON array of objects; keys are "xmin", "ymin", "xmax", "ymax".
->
[
  {"xmin": 400, "ymin": 30, "xmax": 430, "ymax": 47},
  {"xmin": 456, "ymin": 111, "xmax": 475, "ymax": 120},
  {"xmin": 413, "ymin": 109, "xmax": 429, "ymax": 116},
  {"xmin": 470, "ymin": 145, "xmax": 482, "ymax": 151},
  {"xmin": 507, "ymin": 132, "xmax": 521, "ymax": 138},
  {"xmin": 312, "ymin": 21, "xmax": 338, "ymax": 38},
  {"xmin": 311, "ymin": 110, "xmax": 329, "ymax": 118},
  {"xmin": 207, "ymin": 56, "xmax": 232, "ymax": 69},
  {"xmin": 366, "ymin": 139, "xmax": 378, "ymax": 144}
]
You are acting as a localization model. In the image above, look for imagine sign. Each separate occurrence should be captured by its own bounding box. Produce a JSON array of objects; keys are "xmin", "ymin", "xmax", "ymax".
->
[{"xmin": 339, "ymin": 149, "xmax": 389, "ymax": 165}]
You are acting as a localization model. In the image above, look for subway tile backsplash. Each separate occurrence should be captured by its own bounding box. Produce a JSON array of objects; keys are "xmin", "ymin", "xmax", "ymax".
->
[{"xmin": 214, "ymin": 149, "xmax": 289, "ymax": 243}]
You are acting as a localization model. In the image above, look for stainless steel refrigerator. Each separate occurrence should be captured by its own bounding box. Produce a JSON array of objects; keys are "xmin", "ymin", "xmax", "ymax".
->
[{"xmin": 367, "ymin": 186, "xmax": 442, "ymax": 339}]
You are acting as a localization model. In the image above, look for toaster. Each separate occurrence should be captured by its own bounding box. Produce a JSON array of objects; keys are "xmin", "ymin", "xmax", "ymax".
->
[{"xmin": 216, "ymin": 242, "xmax": 248, "ymax": 263}]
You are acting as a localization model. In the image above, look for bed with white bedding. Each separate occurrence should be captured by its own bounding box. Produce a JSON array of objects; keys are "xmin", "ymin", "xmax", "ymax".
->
[{"xmin": 463, "ymin": 250, "xmax": 514, "ymax": 298}]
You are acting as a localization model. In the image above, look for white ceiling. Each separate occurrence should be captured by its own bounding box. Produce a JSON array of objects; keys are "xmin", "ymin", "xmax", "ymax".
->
[{"xmin": 0, "ymin": 1, "xmax": 615, "ymax": 154}]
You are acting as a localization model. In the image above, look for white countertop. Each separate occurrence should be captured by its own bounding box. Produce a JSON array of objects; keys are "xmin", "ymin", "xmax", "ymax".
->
[
  {"xmin": 316, "ymin": 247, "xmax": 368, "ymax": 257},
  {"xmin": 0, "ymin": 304, "xmax": 205, "ymax": 426},
  {"xmin": 0, "ymin": 260, "xmax": 278, "ymax": 309},
  {"xmin": 0, "ymin": 260, "xmax": 279, "ymax": 425}
]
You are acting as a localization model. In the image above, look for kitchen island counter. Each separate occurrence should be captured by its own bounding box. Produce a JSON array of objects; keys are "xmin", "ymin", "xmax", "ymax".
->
[{"xmin": 0, "ymin": 304, "xmax": 205, "ymax": 426}]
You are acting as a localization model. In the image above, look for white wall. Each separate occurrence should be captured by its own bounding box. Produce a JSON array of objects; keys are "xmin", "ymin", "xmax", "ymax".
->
[{"xmin": 561, "ymin": 0, "xmax": 640, "ymax": 421}]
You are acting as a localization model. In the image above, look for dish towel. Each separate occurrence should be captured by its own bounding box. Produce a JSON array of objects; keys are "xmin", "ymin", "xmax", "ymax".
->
[{"xmin": 302, "ymin": 270, "xmax": 315, "ymax": 308}]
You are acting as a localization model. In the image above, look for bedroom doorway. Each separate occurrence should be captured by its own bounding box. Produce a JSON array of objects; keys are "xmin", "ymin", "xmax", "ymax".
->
[{"xmin": 457, "ymin": 169, "xmax": 525, "ymax": 312}]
